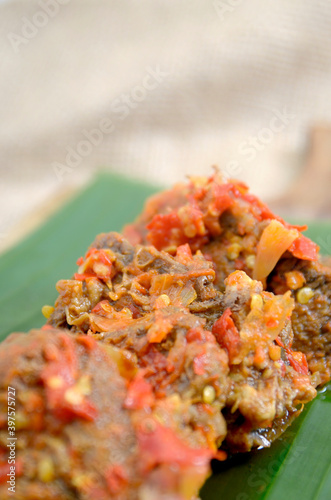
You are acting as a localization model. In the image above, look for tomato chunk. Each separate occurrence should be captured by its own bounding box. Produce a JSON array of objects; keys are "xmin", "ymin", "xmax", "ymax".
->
[
  {"xmin": 289, "ymin": 234, "xmax": 319, "ymax": 261},
  {"xmin": 212, "ymin": 308, "xmax": 241, "ymax": 363}
]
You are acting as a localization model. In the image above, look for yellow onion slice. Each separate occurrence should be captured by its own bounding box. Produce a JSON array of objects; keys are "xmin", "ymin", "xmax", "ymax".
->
[{"xmin": 253, "ymin": 220, "xmax": 299, "ymax": 282}]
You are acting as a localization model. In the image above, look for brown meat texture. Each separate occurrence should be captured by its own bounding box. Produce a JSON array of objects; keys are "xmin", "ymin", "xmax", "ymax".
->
[
  {"xmin": 0, "ymin": 328, "xmax": 221, "ymax": 500},
  {"xmin": 0, "ymin": 329, "xmax": 139, "ymax": 500},
  {"xmin": 269, "ymin": 258, "xmax": 331, "ymax": 384},
  {"xmin": 47, "ymin": 233, "xmax": 316, "ymax": 454},
  {"xmin": 48, "ymin": 232, "xmax": 222, "ymax": 334},
  {"xmin": 218, "ymin": 272, "xmax": 316, "ymax": 452},
  {"xmin": 123, "ymin": 173, "xmax": 331, "ymax": 384}
]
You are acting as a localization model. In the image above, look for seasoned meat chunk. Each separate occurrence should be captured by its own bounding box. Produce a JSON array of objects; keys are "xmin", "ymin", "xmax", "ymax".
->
[
  {"xmin": 217, "ymin": 271, "xmax": 316, "ymax": 452},
  {"xmin": 0, "ymin": 328, "xmax": 221, "ymax": 500},
  {"xmin": 46, "ymin": 234, "xmax": 316, "ymax": 455},
  {"xmin": 0, "ymin": 329, "xmax": 139, "ymax": 500},
  {"xmin": 123, "ymin": 173, "xmax": 330, "ymax": 384},
  {"xmin": 269, "ymin": 258, "xmax": 331, "ymax": 384},
  {"xmin": 47, "ymin": 232, "xmax": 221, "ymax": 334}
]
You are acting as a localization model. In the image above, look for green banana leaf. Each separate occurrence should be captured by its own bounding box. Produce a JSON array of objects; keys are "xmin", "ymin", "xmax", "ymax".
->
[{"xmin": 0, "ymin": 172, "xmax": 330, "ymax": 500}]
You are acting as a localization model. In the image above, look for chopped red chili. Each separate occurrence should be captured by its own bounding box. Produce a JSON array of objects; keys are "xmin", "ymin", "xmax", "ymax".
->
[
  {"xmin": 289, "ymin": 234, "xmax": 319, "ymax": 261},
  {"xmin": 212, "ymin": 308, "xmax": 242, "ymax": 363}
]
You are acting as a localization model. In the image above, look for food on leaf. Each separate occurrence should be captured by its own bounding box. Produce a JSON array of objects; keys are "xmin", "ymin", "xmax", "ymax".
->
[
  {"xmin": 123, "ymin": 173, "xmax": 330, "ymax": 384},
  {"xmin": 47, "ymin": 233, "xmax": 316, "ymax": 456},
  {"xmin": 1, "ymin": 171, "xmax": 329, "ymax": 500}
]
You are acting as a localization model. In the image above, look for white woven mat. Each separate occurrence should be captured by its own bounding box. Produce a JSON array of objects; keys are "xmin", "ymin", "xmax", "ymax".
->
[{"xmin": 1, "ymin": 0, "xmax": 331, "ymax": 246}]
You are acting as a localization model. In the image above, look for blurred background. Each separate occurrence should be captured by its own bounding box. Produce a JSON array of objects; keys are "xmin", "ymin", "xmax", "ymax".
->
[{"xmin": 1, "ymin": 0, "xmax": 331, "ymax": 252}]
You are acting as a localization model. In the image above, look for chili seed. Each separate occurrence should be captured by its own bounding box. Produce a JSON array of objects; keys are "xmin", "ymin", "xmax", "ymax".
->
[
  {"xmin": 38, "ymin": 456, "xmax": 55, "ymax": 483},
  {"xmin": 296, "ymin": 287, "xmax": 314, "ymax": 304},
  {"xmin": 203, "ymin": 385, "xmax": 216, "ymax": 404},
  {"xmin": 42, "ymin": 305, "xmax": 55, "ymax": 319},
  {"xmin": 226, "ymin": 243, "xmax": 241, "ymax": 260},
  {"xmin": 245, "ymin": 254, "xmax": 256, "ymax": 269}
]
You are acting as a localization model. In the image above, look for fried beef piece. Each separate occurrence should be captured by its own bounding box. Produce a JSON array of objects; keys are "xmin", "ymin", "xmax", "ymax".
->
[
  {"xmin": 46, "ymin": 233, "xmax": 136, "ymax": 331},
  {"xmin": 95, "ymin": 306, "xmax": 230, "ymax": 442},
  {"xmin": 96, "ymin": 282, "xmax": 315, "ymax": 454},
  {"xmin": 269, "ymin": 258, "xmax": 331, "ymax": 384},
  {"xmin": 0, "ymin": 328, "xmax": 139, "ymax": 500},
  {"xmin": 46, "ymin": 233, "xmax": 316, "ymax": 456},
  {"xmin": 218, "ymin": 271, "xmax": 316, "ymax": 452},
  {"xmin": 0, "ymin": 328, "xmax": 222, "ymax": 500},
  {"xmin": 47, "ymin": 232, "xmax": 222, "ymax": 334},
  {"xmin": 123, "ymin": 173, "xmax": 330, "ymax": 384}
]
